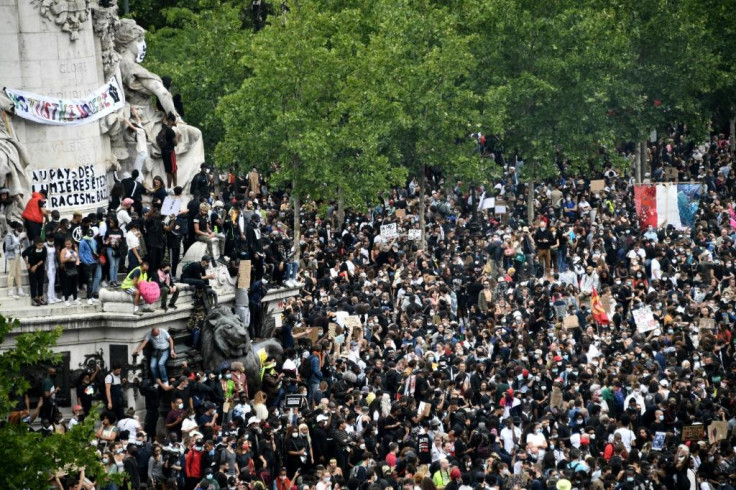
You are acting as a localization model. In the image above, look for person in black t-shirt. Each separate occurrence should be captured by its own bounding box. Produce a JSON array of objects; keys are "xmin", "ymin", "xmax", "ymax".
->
[
  {"xmin": 180, "ymin": 255, "xmax": 215, "ymax": 292},
  {"xmin": 22, "ymin": 237, "xmax": 47, "ymax": 306},
  {"xmin": 161, "ymin": 113, "xmax": 179, "ymax": 188}
]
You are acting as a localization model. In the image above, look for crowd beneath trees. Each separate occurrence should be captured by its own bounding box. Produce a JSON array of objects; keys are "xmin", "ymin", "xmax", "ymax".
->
[{"xmin": 18, "ymin": 127, "xmax": 736, "ymax": 490}]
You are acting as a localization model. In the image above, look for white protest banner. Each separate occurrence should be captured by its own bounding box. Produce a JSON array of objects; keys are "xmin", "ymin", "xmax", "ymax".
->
[
  {"xmin": 161, "ymin": 196, "xmax": 182, "ymax": 217},
  {"xmin": 31, "ymin": 164, "xmax": 109, "ymax": 209},
  {"xmin": 633, "ymin": 306, "xmax": 658, "ymax": 333},
  {"xmin": 381, "ymin": 223, "xmax": 398, "ymax": 239},
  {"xmin": 408, "ymin": 229, "xmax": 422, "ymax": 241},
  {"xmin": 4, "ymin": 76, "xmax": 125, "ymax": 126},
  {"xmin": 494, "ymin": 205, "xmax": 507, "ymax": 214}
]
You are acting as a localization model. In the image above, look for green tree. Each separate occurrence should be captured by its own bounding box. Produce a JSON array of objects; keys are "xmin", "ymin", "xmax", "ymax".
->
[
  {"xmin": 216, "ymin": 0, "xmax": 405, "ymax": 258},
  {"xmin": 0, "ymin": 316, "xmax": 108, "ymax": 489},
  {"xmin": 358, "ymin": 0, "xmax": 482, "ymax": 246},
  {"xmin": 144, "ymin": 1, "xmax": 252, "ymax": 161}
]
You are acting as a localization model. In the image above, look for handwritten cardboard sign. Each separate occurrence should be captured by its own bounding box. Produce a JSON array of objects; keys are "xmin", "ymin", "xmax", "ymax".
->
[
  {"xmin": 237, "ymin": 260, "xmax": 251, "ymax": 289},
  {"xmin": 395, "ymin": 209, "xmax": 406, "ymax": 219},
  {"xmin": 633, "ymin": 306, "xmax": 658, "ymax": 333},
  {"xmin": 563, "ymin": 315, "xmax": 580, "ymax": 329},
  {"xmin": 344, "ymin": 315, "xmax": 362, "ymax": 329},
  {"xmin": 590, "ymin": 180, "xmax": 606, "ymax": 193},
  {"xmin": 408, "ymin": 229, "xmax": 422, "ymax": 241},
  {"xmin": 682, "ymin": 425, "xmax": 704, "ymax": 442},
  {"xmin": 708, "ymin": 421, "xmax": 729, "ymax": 444},
  {"xmin": 381, "ymin": 223, "xmax": 398, "ymax": 239}
]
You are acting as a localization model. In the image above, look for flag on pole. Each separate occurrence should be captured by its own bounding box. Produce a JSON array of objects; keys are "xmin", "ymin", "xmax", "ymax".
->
[
  {"xmin": 591, "ymin": 288, "xmax": 609, "ymax": 325},
  {"xmin": 633, "ymin": 183, "xmax": 702, "ymax": 231}
]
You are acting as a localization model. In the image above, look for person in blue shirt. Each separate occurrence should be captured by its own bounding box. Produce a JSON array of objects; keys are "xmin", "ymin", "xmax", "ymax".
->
[{"xmin": 78, "ymin": 228, "xmax": 102, "ymax": 304}]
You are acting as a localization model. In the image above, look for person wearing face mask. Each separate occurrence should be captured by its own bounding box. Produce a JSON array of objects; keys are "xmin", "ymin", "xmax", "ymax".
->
[
  {"xmin": 285, "ymin": 426, "xmax": 307, "ymax": 478},
  {"xmin": 165, "ymin": 396, "xmax": 187, "ymax": 438},
  {"xmin": 185, "ymin": 437, "xmax": 205, "ymax": 489},
  {"xmin": 22, "ymin": 236, "xmax": 47, "ymax": 306},
  {"xmin": 534, "ymin": 221, "xmax": 554, "ymax": 276}
]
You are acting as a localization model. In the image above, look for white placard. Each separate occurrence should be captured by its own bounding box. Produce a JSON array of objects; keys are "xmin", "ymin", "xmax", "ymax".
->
[
  {"xmin": 161, "ymin": 196, "xmax": 182, "ymax": 217},
  {"xmin": 633, "ymin": 306, "xmax": 658, "ymax": 333},
  {"xmin": 494, "ymin": 205, "xmax": 507, "ymax": 214},
  {"xmin": 381, "ymin": 223, "xmax": 398, "ymax": 238},
  {"xmin": 408, "ymin": 229, "xmax": 422, "ymax": 241},
  {"xmin": 481, "ymin": 197, "xmax": 496, "ymax": 210}
]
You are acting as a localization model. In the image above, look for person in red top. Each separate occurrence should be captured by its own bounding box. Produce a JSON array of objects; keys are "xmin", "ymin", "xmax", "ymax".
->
[
  {"xmin": 185, "ymin": 437, "xmax": 204, "ymax": 490},
  {"xmin": 21, "ymin": 189, "xmax": 49, "ymax": 243}
]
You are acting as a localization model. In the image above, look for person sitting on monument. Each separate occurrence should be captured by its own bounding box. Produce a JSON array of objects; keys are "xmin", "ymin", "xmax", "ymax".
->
[
  {"xmin": 156, "ymin": 261, "xmax": 179, "ymax": 313},
  {"xmin": 133, "ymin": 326, "xmax": 177, "ymax": 386},
  {"xmin": 193, "ymin": 202, "xmax": 218, "ymax": 265},
  {"xmin": 120, "ymin": 258, "xmax": 150, "ymax": 316},
  {"xmin": 180, "ymin": 255, "xmax": 215, "ymax": 300}
]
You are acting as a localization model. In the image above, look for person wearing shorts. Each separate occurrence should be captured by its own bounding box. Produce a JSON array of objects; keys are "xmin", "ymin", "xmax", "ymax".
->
[
  {"xmin": 120, "ymin": 259, "xmax": 150, "ymax": 315},
  {"xmin": 161, "ymin": 113, "xmax": 179, "ymax": 189}
]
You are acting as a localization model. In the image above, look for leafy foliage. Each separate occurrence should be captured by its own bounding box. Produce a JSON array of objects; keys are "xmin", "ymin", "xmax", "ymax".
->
[{"xmin": 0, "ymin": 316, "xmax": 108, "ymax": 489}]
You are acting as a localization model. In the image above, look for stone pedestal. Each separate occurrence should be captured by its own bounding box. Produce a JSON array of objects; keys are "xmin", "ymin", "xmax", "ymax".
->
[{"xmin": 0, "ymin": 0, "xmax": 112, "ymax": 214}]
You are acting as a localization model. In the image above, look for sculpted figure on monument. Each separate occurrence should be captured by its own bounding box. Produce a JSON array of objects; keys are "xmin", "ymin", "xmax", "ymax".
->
[
  {"xmin": 104, "ymin": 18, "xmax": 204, "ymax": 191},
  {"xmin": 200, "ymin": 305, "xmax": 284, "ymax": 394},
  {"xmin": 32, "ymin": 0, "xmax": 90, "ymax": 41},
  {"xmin": 0, "ymin": 104, "xmax": 32, "ymax": 231}
]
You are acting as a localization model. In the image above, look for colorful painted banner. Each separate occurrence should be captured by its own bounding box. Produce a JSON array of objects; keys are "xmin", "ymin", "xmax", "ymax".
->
[
  {"xmin": 633, "ymin": 183, "xmax": 702, "ymax": 230},
  {"xmin": 3, "ymin": 77, "xmax": 125, "ymax": 126}
]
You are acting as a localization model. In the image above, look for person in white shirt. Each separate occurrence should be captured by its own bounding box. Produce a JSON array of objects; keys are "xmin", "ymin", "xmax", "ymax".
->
[
  {"xmin": 500, "ymin": 418, "xmax": 522, "ymax": 454},
  {"xmin": 117, "ymin": 407, "xmax": 141, "ymax": 440},
  {"xmin": 579, "ymin": 266, "xmax": 600, "ymax": 294},
  {"xmin": 612, "ymin": 415, "xmax": 636, "ymax": 453},
  {"xmin": 650, "ymin": 254, "xmax": 663, "ymax": 282}
]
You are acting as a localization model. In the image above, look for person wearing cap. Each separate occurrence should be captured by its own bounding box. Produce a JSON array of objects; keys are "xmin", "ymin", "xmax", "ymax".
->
[
  {"xmin": 78, "ymin": 227, "xmax": 102, "ymax": 304},
  {"xmin": 125, "ymin": 219, "xmax": 144, "ymax": 270}
]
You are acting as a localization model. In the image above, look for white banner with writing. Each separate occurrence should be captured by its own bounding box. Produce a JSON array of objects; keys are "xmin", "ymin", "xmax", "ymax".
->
[{"xmin": 4, "ymin": 77, "xmax": 125, "ymax": 126}]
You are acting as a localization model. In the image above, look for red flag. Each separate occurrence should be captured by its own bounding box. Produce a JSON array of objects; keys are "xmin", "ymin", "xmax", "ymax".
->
[{"xmin": 591, "ymin": 288, "xmax": 610, "ymax": 325}]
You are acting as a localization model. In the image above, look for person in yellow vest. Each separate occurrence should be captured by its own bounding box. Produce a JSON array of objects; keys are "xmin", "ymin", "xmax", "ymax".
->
[{"xmin": 120, "ymin": 259, "xmax": 149, "ymax": 315}]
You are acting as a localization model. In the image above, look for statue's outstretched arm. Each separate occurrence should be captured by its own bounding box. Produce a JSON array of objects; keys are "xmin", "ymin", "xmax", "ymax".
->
[{"xmin": 138, "ymin": 77, "xmax": 177, "ymax": 118}]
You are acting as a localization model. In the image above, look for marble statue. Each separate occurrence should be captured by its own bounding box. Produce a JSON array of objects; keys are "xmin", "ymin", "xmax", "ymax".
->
[
  {"xmin": 95, "ymin": 14, "xmax": 205, "ymax": 191},
  {"xmin": 201, "ymin": 305, "xmax": 284, "ymax": 394},
  {"xmin": 0, "ymin": 106, "xmax": 31, "ymax": 233},
  {"xmin": 32, "ymin": 0, "xmax": 90, "ymax": 41}
]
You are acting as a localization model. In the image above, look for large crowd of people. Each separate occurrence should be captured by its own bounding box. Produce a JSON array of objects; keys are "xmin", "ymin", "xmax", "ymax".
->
[{"xmin": 7, "ymin": 128, "xmax": 736, "ymax": 490}]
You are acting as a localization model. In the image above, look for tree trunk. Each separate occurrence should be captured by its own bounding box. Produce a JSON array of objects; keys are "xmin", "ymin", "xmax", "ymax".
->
[
  {"xmin": 336, "ymin": 186, "xmax": 345, "ymax": 230},
  {"xmin": 418, "ymin": 167, "xmax": 426, "ymax": 251},
  {"xmin": 527, "ymin": 181, "xmax": 535, "ymax": 225},
  {"xmin": 730, "ymin": 117, "xmax": 735, "ymax": 152},
  {"xmin": 639, "ymin": 141, "xmax": 648, "ymax": 181},
  {"xmin": 633, "ymin": 150, "xmax": 641, "ymax": 184},
  {"xmin": 292, "ymin": 180, "xmax": 301, "ymax": 264}
]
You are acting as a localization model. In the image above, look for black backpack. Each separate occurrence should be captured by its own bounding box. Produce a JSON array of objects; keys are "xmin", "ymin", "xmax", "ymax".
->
[
  {"xmin": 299, "ymin": 355, "xmax": 313, "ymax": 380},
  {"xmin": 156, "ymin": 126, "xmax": 168, "ymax": 150},
  {"xmin": 172, "ymin": 215, "xmax": 189, "ymax": 238}
]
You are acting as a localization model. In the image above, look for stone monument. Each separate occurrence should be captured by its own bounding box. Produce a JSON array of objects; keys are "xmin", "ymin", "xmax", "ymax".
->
[{"xmin": 0, "ymin": 0, "xmax": 204, "ymax": 216}]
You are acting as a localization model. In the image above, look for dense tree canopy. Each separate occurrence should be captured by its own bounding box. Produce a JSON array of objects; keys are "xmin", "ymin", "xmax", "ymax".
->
[{"xmin": 138, "ymin": 0, "xmax": 734, "ymax": 193}]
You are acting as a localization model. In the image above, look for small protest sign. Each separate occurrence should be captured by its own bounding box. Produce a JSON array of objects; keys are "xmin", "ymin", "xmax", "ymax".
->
[
  {"xmin": 633, "ymin": 306, "xmax": 658, "ymax": 333},
  {"xmin": 237, "ymin": 260, "xmax": 251, "ymax": 289},
  {"xmin": 682, "ymin": 425, "xmax": 704, "ymax": 442},
  {"xmin": 408, "ymin": 229, "xmax": 422, "ymax": 241},
  {"xmin": 563, "ymin": 315, "xmax": 580, "ymax": 329},
  {"xmin": 381, "ymin": 223, "xmax": 398, "ymax": 239},
  {"xmin": 708, "ymin": 421, "xmax": 729, "ymax": 444}
]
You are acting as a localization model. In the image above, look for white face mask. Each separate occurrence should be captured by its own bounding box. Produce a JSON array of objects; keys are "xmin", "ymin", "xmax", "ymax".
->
[
  {"xmin": 292, "ymin": 433, "xmax": 299, "ymax": 438},
  {"xmin": 135, "ymin": 40, "xmax": 147, "ymax": 63}
]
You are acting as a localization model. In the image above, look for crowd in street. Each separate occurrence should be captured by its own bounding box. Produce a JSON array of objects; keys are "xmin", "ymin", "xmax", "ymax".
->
[{"xmin": 10, "ymin": 129, "xmax": 736, "ymax": 490}]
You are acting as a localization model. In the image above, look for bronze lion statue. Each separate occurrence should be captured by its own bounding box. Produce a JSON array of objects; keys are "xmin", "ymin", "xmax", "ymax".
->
[{"xmin": 200, "ymin": 305, "xmax": 283, "ymax": 394}]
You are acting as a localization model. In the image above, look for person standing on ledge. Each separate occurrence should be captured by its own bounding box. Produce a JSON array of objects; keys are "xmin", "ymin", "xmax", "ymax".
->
[
  {"xmin": 133, "ymin": 326, "xmax": 177, "ymax": 386},
  {"xmin": 21, "ymin": 188, "xmax": 49, "ymax": 243}
]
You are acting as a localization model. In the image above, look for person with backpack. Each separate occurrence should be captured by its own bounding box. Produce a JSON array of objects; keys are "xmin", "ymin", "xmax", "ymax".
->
[
  {"xmin": 300, "ymin": 347, "xmax": 322, "ymax": 407},
  {"xmin": 79, "ymin": 228, "xmax": 102, "ymax": 304},
  {"xmin": 158, "ymin": 112, "xmax": 179, "ymax": 189}
]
